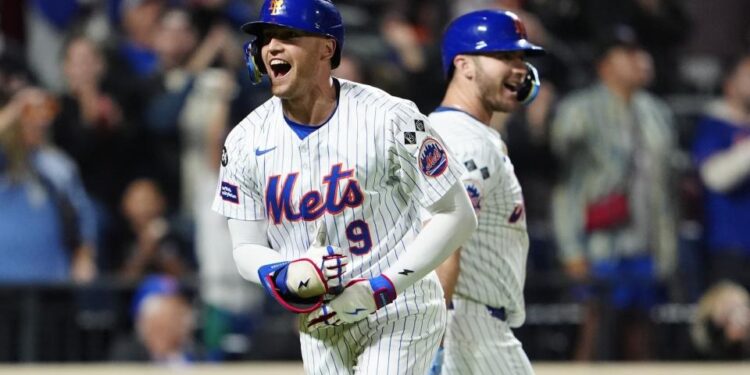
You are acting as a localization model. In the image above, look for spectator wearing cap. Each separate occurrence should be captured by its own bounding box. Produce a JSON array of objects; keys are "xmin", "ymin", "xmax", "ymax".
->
[
  {"xmin": 550, "ymin": 24, "xmax": 678, "ymax": 360},
  {"xmin": 110, "ymin": 275, "xmax": 203, "ymax": 365}
]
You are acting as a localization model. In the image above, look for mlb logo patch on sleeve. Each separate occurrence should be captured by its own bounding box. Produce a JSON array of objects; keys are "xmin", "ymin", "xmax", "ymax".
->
[
  {"xmin": 404, "ymin": 132, "xmax": 417, "ymax": 145},
  {"xmin": 414, "ymin": 119, "xmax": 425, "ymax": 131},
  {"xmin": 220, "ymin": 181, "xmax": 240, "ymax": 204}
]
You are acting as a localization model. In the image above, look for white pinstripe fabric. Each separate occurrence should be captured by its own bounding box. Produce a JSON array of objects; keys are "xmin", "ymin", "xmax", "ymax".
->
[
  {"xmin": 429, "ymin": 109, "xmax": 532, "ymax": 375},
  {"xmin": 442, "ymin": 297, "xmax": 533, "ymax": 375},
  {"xmin": 428, "ymin": 110, "xmax": 529, "ymax": 327},
  {"xmin": 212, "ymin": 79, "xmax": 462, "ymax": 373},
  {"xmin": 300, "ymin": 272, "xmax": 446, "ymax": 375}
]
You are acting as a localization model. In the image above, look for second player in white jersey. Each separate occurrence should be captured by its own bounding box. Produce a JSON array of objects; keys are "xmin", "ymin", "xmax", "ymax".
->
[
  {"xmin": 428, "ymin": 8, "xmax": 546, "ymax": 375},
  {"xmin": 212, "ymin": 1, "xmax": 477, "ymax": 374},
  {"xmin": 429, "ymin": 108, "xmax": 529, "ymax": 327}
]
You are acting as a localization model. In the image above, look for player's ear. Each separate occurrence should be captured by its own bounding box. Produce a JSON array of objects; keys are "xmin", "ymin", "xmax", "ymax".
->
[
  {"xmin": 453, "ymin": 55, "xmax": 475, "ymax": 80},
  {"xmin": 321, "ymin": 38, "xmax": 336, "ymax": 65}
]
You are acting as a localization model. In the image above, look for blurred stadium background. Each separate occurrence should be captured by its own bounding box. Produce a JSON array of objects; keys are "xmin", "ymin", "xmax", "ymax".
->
[
  {"xmin": 3, "ymin": 363, "xmax": 750, "ymax": 374},
  {"xmin": 1, "ymin": 0, "xmax": 750, "ymax": 370}
]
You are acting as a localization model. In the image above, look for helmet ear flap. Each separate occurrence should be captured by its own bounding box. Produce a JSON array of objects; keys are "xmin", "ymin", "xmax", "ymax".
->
[
  {"xmin": 243, "ymin": 40, "xmax": 265, "ymax": 85},
  {"xmin": 516, "ymin": 62, "xmax": 541, "ymax": 105}
]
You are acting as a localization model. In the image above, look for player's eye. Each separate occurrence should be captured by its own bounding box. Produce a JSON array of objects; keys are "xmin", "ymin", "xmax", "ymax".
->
[
  {"xmin": 490, "ymin": 52, "xmax": 523, "ymax": 61},
  {"xmin": 262, "ymin": 28, "xmax": 308, "ymax": 43}
]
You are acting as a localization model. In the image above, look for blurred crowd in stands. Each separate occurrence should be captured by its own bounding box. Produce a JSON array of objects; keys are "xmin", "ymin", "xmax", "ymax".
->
[{"xmin": 1, "ymin": 0, "xmax": 750, "ymax": 363}]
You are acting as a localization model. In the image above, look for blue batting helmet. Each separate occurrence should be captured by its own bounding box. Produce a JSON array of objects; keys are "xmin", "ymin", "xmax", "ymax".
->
[
  {"xmin": 441, "ymin": 9, "xmax": 545, "ymax": 78},
  {"xmin": 241, "ymin": 0, "xmax": 344, "ymax": 84}
]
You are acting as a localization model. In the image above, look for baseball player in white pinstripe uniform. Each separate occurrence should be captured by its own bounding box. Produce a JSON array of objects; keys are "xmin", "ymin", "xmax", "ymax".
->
[
  {"xmin": 427, "ymin": 9, "xmax": 545, "ymax": 375},
  {"xmin": 211, "ymin": 1, "xmax": 477, "ymax": 374}
]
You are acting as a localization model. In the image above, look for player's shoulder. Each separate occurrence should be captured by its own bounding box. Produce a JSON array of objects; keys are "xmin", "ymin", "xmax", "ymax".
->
[
  {"xmin": 428, "ymin": 109, "xmax": 482, "ymax": 134},
  {"xmin": 339, "ymin": 79, "xmax": 421, "ymax": 119},
  {"xmin": 230, "ymin": 96, "xmax": 282, "ymax": 134},
  {"xmin": 241, "ymin": 97, "xmax": 280, "ymax": 128},
  {"xmin": 224, "ymin": 97, "xmax": 281, "ymax": 150},
  {"xmin": 428, "ymin": 109, "xmax": 498, "ymax": 150}
]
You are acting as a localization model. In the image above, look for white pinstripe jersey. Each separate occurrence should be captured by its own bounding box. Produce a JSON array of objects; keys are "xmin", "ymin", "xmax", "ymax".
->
[
  {"xmin": 212, "ymin": 79, "xmax": 464, "ymax": 323},
  {"xmin": 428, "ymin": 108, "xmax": 529, "ymax": 327}
]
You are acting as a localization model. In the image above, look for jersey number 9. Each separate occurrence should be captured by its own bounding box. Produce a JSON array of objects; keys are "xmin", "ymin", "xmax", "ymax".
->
[{"xmin": 346, "ymin": 220, "xmax": 372, "ymax": 255}]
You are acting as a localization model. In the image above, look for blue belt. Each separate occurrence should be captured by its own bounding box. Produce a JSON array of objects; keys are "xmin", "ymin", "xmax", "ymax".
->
[{"xmin": 486, "ymin": 306, "xmax": 507, "ymax": 321}]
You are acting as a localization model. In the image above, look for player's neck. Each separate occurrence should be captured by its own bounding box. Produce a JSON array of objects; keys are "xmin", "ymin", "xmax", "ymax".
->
[
  {"xmin": 282, "ymin": 78, "xmax": 338, "ymax": 126},
  {"xmin": 441, "ymin": 84, "xmax": 492, "ymax": 125}
]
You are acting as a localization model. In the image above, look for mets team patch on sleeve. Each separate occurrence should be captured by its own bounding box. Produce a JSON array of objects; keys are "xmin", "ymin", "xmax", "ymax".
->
[
  {"xmin": 220, "ymin": 181, "xmax": 240, "ymax": 204},
  {"xmin": 419, "ymin": 137, "xmax": 448, "ymax": 177},
  {"xmin": 465, "ymin": 181, "xmax": 482, "ymax": 211}
]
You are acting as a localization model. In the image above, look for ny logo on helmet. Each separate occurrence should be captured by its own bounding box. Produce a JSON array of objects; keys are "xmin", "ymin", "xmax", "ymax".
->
[
  {"xmin": 269, "ymin": 0, "xmax": 285, "ymax": 15},
  {"xmin": 512, "ymin": 16, "xmax": 527, "ymax": 39}
]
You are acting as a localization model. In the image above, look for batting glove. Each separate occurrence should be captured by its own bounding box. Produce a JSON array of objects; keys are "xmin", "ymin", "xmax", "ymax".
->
[
  {"xmin": 258, "ymin": 221, "xmax": 349, "ymax": 313},
  {"xmin": 278, "ymin": 244, "xmax": 349, "ymax": 298},
  {"xmin": 306, "ymin": 275, "xmax": 397, "ymax": 328}
]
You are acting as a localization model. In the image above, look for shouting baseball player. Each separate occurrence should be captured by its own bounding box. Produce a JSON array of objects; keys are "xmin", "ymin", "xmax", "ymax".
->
[
  {"xmin": 427, "ymin": 9, "xmax": 545, "ymax": 375},
  {"xmin": 211, "ymin": 0, "xmax": 477, "ymax": 373}
]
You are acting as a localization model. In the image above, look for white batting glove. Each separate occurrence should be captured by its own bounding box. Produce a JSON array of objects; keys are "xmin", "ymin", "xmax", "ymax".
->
[
  {"xmin": 283, "ymin": 221, "xmax": 349, "ymax": 298},
  {"xmin": 284, "ymin": 244, "xmax": 348, "ymax": 298},
  {"xmin": 306, "ymin": 275, "xmax": 397, "ymax": 328}
]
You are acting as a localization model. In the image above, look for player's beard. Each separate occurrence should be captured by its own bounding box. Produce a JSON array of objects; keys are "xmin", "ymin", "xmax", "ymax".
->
[{"xmin": 475, "ymin": 63, "xmax": 519, "ymax": 113}]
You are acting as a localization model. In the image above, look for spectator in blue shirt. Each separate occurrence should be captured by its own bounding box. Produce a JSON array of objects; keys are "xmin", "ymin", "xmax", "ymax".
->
[
  {"xmin": 0, "ymin": 86, "xmax": 97, "ymax": 283},
  {"xmin": 692, "ymin": 54, "xmax": 750, "ymax": 291}
]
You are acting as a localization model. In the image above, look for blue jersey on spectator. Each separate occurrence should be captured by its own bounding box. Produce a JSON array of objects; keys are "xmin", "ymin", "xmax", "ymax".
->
[
  {"xmin": 0, "ymin": 147, "xmax": 96, "ymax": 282},
  {"xmin": 692, "ymin": 115, "xmax": 750, "ymax": 254},
  {"xmin": 0, "ymin": 179, "xmax": 70, "ymax": 282},
  {"xmin": 32, "ymin": 148, "xmax": 97, "ymax": 245}
]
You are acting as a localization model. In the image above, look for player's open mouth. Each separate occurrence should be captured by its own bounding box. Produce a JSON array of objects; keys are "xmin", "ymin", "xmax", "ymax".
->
[
  {"xmin": 503, "ymin": 82, "xmax": 518, "ymax": 94},
  {"xmin": 270, "ymin": 59, "xmax": 292, "ymax": 78}
]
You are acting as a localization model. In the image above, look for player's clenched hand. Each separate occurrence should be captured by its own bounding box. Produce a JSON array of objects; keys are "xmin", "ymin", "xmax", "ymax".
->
[
  {"xmin": 258, "ymin": 221, "xmax": 350, "ymax": 313},
  {"xmin": 306, "ymin": 276, "xmax": 397, "ymax": 328},
  {"xmin": 284, "ymin": 222, "xmax": 349, "ymax": 298},
  {"xmin": 285, "ymin": 244, "xmax": 348, "ymax": 298}
]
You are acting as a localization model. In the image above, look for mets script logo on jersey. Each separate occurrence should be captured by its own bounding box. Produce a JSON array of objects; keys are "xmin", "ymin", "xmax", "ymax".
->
[
  {"xmin": 419, "ymin": 137, "xmax": 448, "ymax": 177},
  {"xmin": 266, "ymin": 164, "xmax": 364, "ymax": 224},
  {"xmin": 269, "ymin": 0, "xmax": 285, "ymax": 15},
  {"xmin": 465, "ymin": 183, "xmax": 481, "ymax": 211},
  {"xmin": 508, "ymin": 203, "xmax": 525, "ymax": 223}
]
